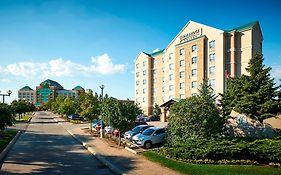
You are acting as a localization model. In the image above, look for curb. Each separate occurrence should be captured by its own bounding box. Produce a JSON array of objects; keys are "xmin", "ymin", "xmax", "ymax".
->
[
  {"xmin": 65, "ymin": 129, "xmax": 125, "ymax": 175},
  {"xmin": 0, "ymin": 131, "xmax": 22, "ymax": 165},
  {"xmin": 28, "ymin": 117, "xmax": 32, "ymax": 122},
  {"xmin": 125, "ymin": 147, "xmax": 138, "ymax": 154}
]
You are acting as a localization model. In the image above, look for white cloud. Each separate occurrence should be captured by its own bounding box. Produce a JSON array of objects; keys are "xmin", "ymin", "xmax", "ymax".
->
[
  {"xmin": 0, "ymin": 53, "xmax": 126, "ymax": 79},
  {"xmin": 0, "ymin": 78, "xmax": 11, "ymax": 83},
  {"xmin": 271, "ymin": 66, "xmax": 281, "ymax": 81},
  {"xmin": 152, "ymin": 48, "xmax": 160, "ymax": 53}
]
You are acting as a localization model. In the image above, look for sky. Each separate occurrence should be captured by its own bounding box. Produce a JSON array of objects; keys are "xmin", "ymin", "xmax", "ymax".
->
[{"xmin": 0, "ymin": 0, "xmax": 281, "ymax": 103}]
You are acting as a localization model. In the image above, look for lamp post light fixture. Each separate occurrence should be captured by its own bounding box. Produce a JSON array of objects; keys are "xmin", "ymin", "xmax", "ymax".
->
[
  {"xmin": 0, "ymin": 90, "xmax": 12, "ymax": 103},
  {"xmin": 99, "ymin": 84, "xmax": 105, "ymax": 100}
]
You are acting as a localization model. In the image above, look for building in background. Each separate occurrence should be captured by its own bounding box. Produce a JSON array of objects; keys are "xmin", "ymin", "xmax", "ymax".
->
[
  {"xmin": 18, "ymin": 79, "xmax": 85, "ymax": 106},
  {"xmin": 134, "ymin": 20, "xmax": 263, "ymax": 121},
  {"xmin": 18, "ymin": 86, "xmax": 36, "ymax": 104}
]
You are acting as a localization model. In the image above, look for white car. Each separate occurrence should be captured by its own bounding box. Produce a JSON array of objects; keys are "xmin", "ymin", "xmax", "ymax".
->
[
  {"xmin": 104, "ymin": 126, "xmax": 114, "ymax": 134},
  {"xmin": 132, "ymin": 127, "xmax": 166, "ymax": 149}
]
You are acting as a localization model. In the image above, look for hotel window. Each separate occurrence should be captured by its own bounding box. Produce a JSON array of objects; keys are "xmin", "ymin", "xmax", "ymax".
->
[
  {"xmin": 169, "ymin": 74, "xmax": 173, "ymax": 80},
  {"xmin": 143, "ymin": 79, "xmax": 146, "ymax": 85},
  {"xmin": 191, "ymin": 81, "xmax": 197, "ymax": 89},
  {"xmin": 153, "ymin": 69, "xmax": 156, "ymax": 75},
  {"xmin": 209, "ymin": 53, "xmax": 216, "ymax": 61},
  {"xmin": 143, "ymin": 97, "xmax": 146, "ymax": 103},
  {"xmin": 153, "ymin": 60, "xmax": 157, "ymax": 66},
  {"xmin": 162, "ymin": 57, "xmax": 165, "ymax": 63},
  {"xmin": 192, "ymin": 57, "xmax": 197, "ymax": 64},
  {"xmin": 180, "ymin": 83, "xmax": 185, "ymax": 90},
  {"xmin": 136, "ymin": 90, "xmax": 139, "ymax": 95},
  {"xmin": 192, "ymin": 44, "xmax": 197, "ymax": 52},
  {"xmin": 143, "ymin": 88, "xmax": 146, "ymax": 94},
  {"xmin": 180, "ymin": 71, "xmax": 185, "ymax": 79},
  {"xmin": 192, "ymin": 93, "xmax": 198, "ymax": 96},
  {"xmin": 143, "ymin": 61, "xmax": 147, "ymax": 67},
  {"xmin": 162, "ymin": 77, "xmax": 165, "ymax": 83},
  {"xmin": 169, "ymin": 95, "xmax": 174, "ymax": 100},
  {"xmin": 153, "ymin": 88, "xmax": 156, "ymax": 93},
  {"xmin": 136, "ymin": 72, "xmax": 139, "ymax": 77},
  {"xmin": 209, "ymin": 40, "xmax": 215, "ymax": 49},
  {"xmin": 169, "ymin": 63, "xmax": 174, "ymax": 70},
  {"xmin": 153, "ymin": 97, "xmax": 157, "ymax": 104},
  {"xmin": 169, "ymin": 85, "xmax": 174, "ymax": 91},
  {"xmin": 143, "ymin": 70, "xmax": 146, "ymax": 76},
  {"xmin": 136, "ymin": 63, "xmax": 139, "ymax": 69},
  {"xmin": 180, "ymin": 60, "xmax": 185, "ymax": 67},
  {"xmin": 209, "ymin": 66, "xmax": 216, "ymax": 75},
  {"xmin": 162, "ymin": 67, "xmax": 165, "ymax": 73},
  {"xmin": 191, "ymin": 69, "xmax": 197, "ymax": 76},
  {"xmin": 179, "ymin": 48, "xmax": 185, "ymax": 56},
  {"xmin": 180, "ymin": 94, "xmax": 185, "ymax": 99},
  {"xmin": 162, "ymin": 87, "xmax": 165, "ymax": 92},
  {"xmin": 153, "ymin": 78, "xmax": 156, "ymax": 84},
  {"xmin": 162, "ymin": 97, "xmax": 165, "ymax": 102},
  {"xmin": 136, "ymin": 81, "xmax": 139, "ymax": 86},
  {"xmin": 209, "ymin": 79, "xmax": 215, "ymax": 88},
  {"xmin": 169, "ymin": 53, "xmax": 173, "ymax": 60}
]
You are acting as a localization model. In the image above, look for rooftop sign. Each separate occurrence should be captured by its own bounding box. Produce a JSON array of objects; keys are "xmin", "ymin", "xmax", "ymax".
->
[{"xmin": 180, "ymin": 28, "xmax": 203, "ymax": 43}]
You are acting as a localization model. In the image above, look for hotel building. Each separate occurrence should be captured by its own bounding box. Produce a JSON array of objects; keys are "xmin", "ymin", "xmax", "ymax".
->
[
  {"xmin": 18, "ymin": 79, "xmax": 85, "ymax": 106},
  {"xmin": 134, "ymin": 20, "xmax": 263, "ymax": 119}
]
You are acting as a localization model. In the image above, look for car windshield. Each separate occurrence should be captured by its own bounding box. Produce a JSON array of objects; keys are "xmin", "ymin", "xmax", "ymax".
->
[
  {"xmin": 142, "ymin": 128, "xmax": 155, "ymax": 136},
  {"xmin": 132, "ymin": 126, "xmax": 141, "ymax": 133}
]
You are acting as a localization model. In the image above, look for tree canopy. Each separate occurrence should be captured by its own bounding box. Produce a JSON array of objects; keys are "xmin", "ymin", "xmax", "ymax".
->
[{"xmin": 0, "ymin": 103, "xmax": 14, "ymax": 130}]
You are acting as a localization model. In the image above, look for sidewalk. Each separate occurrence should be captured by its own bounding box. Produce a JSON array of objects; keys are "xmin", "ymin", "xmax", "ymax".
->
[{"xmin": 55, "ymin": 116, "xmax": 182, "ymax": 175}]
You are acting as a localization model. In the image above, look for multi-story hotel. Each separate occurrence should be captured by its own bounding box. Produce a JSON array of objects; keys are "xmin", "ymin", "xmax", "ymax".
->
[
  {"xmin": 135, "ymin": 20, "xmax": 263, "ymax": 119},
  {"xmin": 18, "ymin": 79, "xmax": 85, "ymax": 106}
]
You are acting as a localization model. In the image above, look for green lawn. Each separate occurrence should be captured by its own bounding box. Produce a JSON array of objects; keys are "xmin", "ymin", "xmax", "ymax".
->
[
  {"xmin": 0, "ymin": 130, "xmax": 17, "ymax": 153},
  {"xmin": 141, "ymin": 151, "xmax": 281, "ymax": 175},
  {"xmin": 15, "ymin": 115, "xmax": 31, "ymax": 122}
]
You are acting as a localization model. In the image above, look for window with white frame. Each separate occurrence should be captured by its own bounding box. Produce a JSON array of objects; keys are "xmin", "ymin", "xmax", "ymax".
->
[
  {"xmin": 162, "ymin": 67, "xmax": 165, "ymax": 72},
  {"xmin": 153, "ymin": 88, "xmax": 156, "ymax": 93},
  {"xmin": 169, "ymin": 53, "xmax": 173, "ymax": 60},
  {"xmin": 153, "ymin": 69, "xmax": 156, "ymax": 75},
  {"xmin": 162, "ymin": 86, "xmax": 165, "ymax": 92},
  {"xmin": 153, "ymin": 60, "xmax": 157, "ymax": 66},
  {"xmin": 143, "ymin": 70, "xmax": 146, "ymax": 76},
  {"xmin": 136, "ymin": 63, "xmax": 139, "ymax": 69},
  {"xmin": 180, "ymin": 83, "xmax": 185, "ymax": 90},
  {"xmin": 136, "ymin": 89, "xmax": 139, "ymax": 95},
  {"xmin": 169, "ymin": 63, "xmax": 174, "ymax": 70},
  {"xmin": 180, "ymin": 94, "xmax": 185, "ymax": 99},
  {"xmin": 136, "ymin": 81, "xmax": 139, "ymax": 86},
  {"xmin": 153, "ymin": 78, "xmax": 156, "ymax": 84},
  {"xmin": 169, "ymin": 95, "xmax": 173, "ymax": 100},
  {"xmin": 209, "ymin": 40, "xmax": 215, "ymax": 49},
  {"xmin": 180, "ymin": 48, "xmax": 185, "ymax": 56},
  {"xmin": 169, "ymin": 74, "xmax": 173, "ymax": 80},
  {"xmin": 143, "ymin": 79, "xmax": 146, "ymax": 85},
  {"xmin": 191, "ymin": 69, "xmax": 197, "ymax": 76},
  {"xmin": 209, "ymin": 79, "xmax": 215, "ymax": 88},
  {"xmin": 191, "ymin": 81, "xmax": 197, "ymax": 89},
  {"xmin": 192, "ymin": 93, "xmax": 197, "ymax": 96},
  {"xmin": 143, "ymin": 97, "xmax": 146, "ymax": 103},
  {"xmin": 162, "ymin": 77, "xmax": 165, "ymax": 83},
  {"xmin": 143, "ymin": 61, "xmax": 147, "ymax": 67},
  {"xmin": 180, "ymin": 60, "xmax": 185, "ymax": 67},
  {"xmin": 192, "ymin": 57, "xmax": 197, "ymax": 64},
  {"xmin": 209, "ymin": 66, "xmax": 216, "ymax": 75},
  {"xmin": 162, "ymin": 96, "xmax": 165, "ymax": 102},
  {"xmin": 209, "ymin": 53, "xmax": 215, "ymax": 61},
  {"xmin": 143, "ymin": 88, "xmax": 146, "ymax": 94},
  {"xmin": 192, "ymin": 44, "xmax": 197, "ymax": 52},
  {"xmin": 136, "ymin": 72, "xmax": 139, "ymax": 77},
  {"xmin": 162, "ymin": 57, "xmax": 165, "ymax": 63},
  {"xmin": 180, "ymin": 71, "xmax": 185, "ymax": 79},
  {"xmin": 169, "ymin": 85, "xmax": 174, "ymax": 91}
]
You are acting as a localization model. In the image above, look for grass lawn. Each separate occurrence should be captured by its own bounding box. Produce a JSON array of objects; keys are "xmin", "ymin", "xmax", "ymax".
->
[
  {"xmin": 141, "ymin": 151, "xmax": 281, "ymax": 175},
  {"xmin": 0, "ymin": 130, "xmax": 17, "ymax": 153},
  {"xmin": 15, "ymin": 115, "xmax": 31, "ymax": 122}
]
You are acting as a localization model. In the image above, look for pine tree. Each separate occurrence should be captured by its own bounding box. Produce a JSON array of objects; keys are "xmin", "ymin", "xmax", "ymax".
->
[{"xmin": 221, "ymin": 53, "xmax": 280, "ymax": 123}]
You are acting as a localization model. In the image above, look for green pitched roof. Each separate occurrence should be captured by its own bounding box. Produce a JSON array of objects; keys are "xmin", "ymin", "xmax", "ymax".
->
[
  {"xmin": 72, "ymin": 85, "xmax": 84, "ymax": 91},
  {"xmin": 150, "ymin": 49, "xmax": 165, "ymax": 57},
  {"xmin": 41, "ymin": 79, "xmax": 63, "ymax": 89},
  {"xmin": 19, "ymin": 86, "xmax": 33, "ymax": 91},
  {"xmin": 224, "ymin": 21, "xmax": 258, "ymax": 32}
]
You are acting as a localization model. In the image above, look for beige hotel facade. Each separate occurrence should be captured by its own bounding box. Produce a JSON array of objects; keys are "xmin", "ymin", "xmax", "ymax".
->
[{"xmin": 134, "ymin": 20, "xmax": 263, "ymax": 118}]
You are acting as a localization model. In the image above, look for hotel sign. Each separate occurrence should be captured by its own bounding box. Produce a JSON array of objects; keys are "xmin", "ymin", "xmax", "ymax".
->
[{"xmin": 180, "ymin": 28, "xmax": 203, "ymax": 43}]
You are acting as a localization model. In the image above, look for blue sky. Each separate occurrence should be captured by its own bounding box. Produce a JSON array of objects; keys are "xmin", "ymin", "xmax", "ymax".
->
[{"xmin": 0, "ymin": 0, "xmax": 281, "ymax": 103}]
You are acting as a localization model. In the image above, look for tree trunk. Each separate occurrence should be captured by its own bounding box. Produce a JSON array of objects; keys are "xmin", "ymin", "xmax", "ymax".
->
[
  {"xmin": 90, "ymin": 119, "xmax": 93, "ymax": 132},
  {"xmin": 118, "ymin": 130, "xmax": 121, "ymax": 146}
]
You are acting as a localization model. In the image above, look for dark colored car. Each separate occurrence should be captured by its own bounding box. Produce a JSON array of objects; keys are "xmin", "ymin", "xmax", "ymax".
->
[
  {"xmin": 148, "ymin": 115, "xmax": 160, "ymax": 121},
  {"xmin": 67, "ymin": 114, "xmax": 80, "ymax": 120}
]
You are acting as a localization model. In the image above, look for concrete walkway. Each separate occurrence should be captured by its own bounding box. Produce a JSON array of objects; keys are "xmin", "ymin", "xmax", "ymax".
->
[{"xmin": 54, "ymin": 115, "xmax": 182, "ymax": 175}]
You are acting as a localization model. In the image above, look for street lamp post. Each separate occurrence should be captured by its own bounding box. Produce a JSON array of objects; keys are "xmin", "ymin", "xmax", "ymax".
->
[
  {"xmin": 0, "ymin": 90, "xmax": 12, "ymax": 103},
  {"xmin": 99, "ymin": 85, "xmax": 105, "ymax": 138}
]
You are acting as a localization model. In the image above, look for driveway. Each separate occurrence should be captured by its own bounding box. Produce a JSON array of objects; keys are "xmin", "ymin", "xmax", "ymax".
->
[{"xmin": 0, "ymin": 111, "xmax": 114, "ymax": 175}]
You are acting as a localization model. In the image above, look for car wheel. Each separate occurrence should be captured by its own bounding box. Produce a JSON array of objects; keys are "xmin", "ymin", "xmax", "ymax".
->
[{"xmin": 144, "ymin": 141, "xmax": 152, "ymax": 149}]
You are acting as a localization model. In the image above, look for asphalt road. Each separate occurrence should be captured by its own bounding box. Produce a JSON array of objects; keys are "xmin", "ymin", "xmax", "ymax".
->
[{"xmin": 0, "ymin": 111, "xmax": 115, "ymax": 175}]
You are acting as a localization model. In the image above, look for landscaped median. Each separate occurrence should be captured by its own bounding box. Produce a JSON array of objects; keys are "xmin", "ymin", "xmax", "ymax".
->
[
  {"xmin": 15, "ymin": 115, "xmax": 32, "ymax": 122},
  {"xmin": 141, "ymin": 137, "xmax": 281, "ymax": 175},
  {"xmin": 0, "ymin": 130, "xmax": 18, "ymax": 153}
]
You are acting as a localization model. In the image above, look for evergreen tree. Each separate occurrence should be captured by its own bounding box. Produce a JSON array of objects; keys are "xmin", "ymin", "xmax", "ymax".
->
[{"xmin": 221, "ymin": 53, "xmax": 280, "ymax": 123}]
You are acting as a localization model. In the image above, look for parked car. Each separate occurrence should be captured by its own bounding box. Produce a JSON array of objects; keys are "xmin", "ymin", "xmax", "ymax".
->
[
  {"xmin": 136, "ymin": 115, "xmax": 150, "ymax": 122},
  {"xmin": 104, "ymin": 126, "xmax": 114, "ymax": 134},
  {"xmin": 124, "ymin": 125, "xmax": 153, "ymax": 141},
  {"xmin": 67, "ymin": 114, "xmax": 80, "ymax": 120},
  {"xmin": 132, "ymin": 127, "xmax": 166, "ymax": 149},
  {"xmin": 92, "ymin": 119, "xmax": 105, "ymax": 130},
  {"xmin": 148, "ymin": 115, "xmax": 160, "ymax": 121}
]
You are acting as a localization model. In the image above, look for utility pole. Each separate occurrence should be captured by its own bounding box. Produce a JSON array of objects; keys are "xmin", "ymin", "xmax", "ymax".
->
[{"xmin": 99, "ymin": 85, "xmax": 105, "ymax": 138}]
